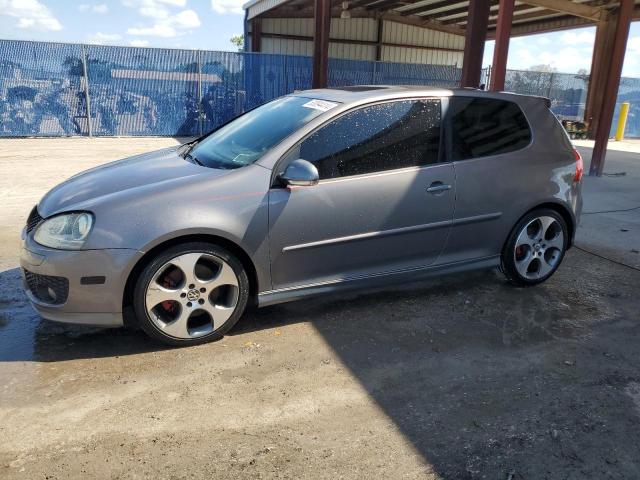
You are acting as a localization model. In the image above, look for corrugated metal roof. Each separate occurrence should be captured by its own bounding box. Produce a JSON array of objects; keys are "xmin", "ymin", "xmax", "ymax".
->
[{"xmin": 246, "ymin": 0, "xmax": 640, "ymax": 35}]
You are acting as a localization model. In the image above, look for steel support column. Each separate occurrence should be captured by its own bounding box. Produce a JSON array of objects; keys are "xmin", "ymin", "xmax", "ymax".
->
[
  {"xmin": 460, "ymin": 0, "xmax": 491, "ymax": 88},
  {"xmin": 590, "ymin": 0, "xmax": 633, "ymax": 176},
  {"xmin": 251, "ymin": 18, "xmax": 262, "ymax": 53},
  {"xmin": 375, "ymin": 19, "xmax": 384, "ymax": 61},
  {"xmin": 584, "ymin": 17, "xmax": 617, "ymax": 138},
  {"xmin": 489, "ymin": 0, "xmax": 515, "ymax": 91},
  {"xmin": 312, "ymin": 0, "xmax": 331, "ymax": 89},
  {"xmin": 81, "ymin": 45, "xmax": 92, "ymax": 137}
]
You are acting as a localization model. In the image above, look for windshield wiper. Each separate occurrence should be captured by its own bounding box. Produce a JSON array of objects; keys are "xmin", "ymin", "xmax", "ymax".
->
[
  {"xmin": 185, "ymin": 152, "xmax": 204, "ymax": 166},
  {"xmin": 179, "ymin": 139, "xmax": 199, "ymax": 158}
]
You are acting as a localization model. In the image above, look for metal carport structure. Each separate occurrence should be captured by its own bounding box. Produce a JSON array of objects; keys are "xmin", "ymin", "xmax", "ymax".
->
[{"xmin": 243, "ymin": 0, "xmax": 640, "ymax": 175}]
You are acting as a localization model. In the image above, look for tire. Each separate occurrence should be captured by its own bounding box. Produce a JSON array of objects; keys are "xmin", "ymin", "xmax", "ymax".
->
[
  {"xmin": 133, "ymin": 242, "xmax": 249, "ymax": 346},
  {"xmin": 501, "ymin": 209, "xmax": 568, "ymax": 287}
]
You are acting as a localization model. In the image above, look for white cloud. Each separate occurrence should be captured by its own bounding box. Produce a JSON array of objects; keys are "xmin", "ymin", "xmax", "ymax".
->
[
  {"xmin": 211, "ymin": 0, "xmax": 245, "ymax": 15},
  {"xmin": 560, "ymin": 30, "xmax": 595, "ymax": 46},
  {"xmin": 130, "ymin": 39, "xmax": 150, "ymax": 47},
  {"xmin": 128, "ymin": 8, "xmax": 200, "ymax": 37},
  {"xmin": 127, "ymin": 23, "xmax": 176, "ymax": 37},
  {"xmin": 122, "ymin": 0, "xmax": 185, "ymax": 8},
  {"xmin": 173, "ymin": 9, "xmax": 200, "ymax": 28},
  {"xmin": 139, "ymin": 6, "xmax": 169, "ymax": 18},
  {"xmin": 508, "ymin": 45, "xmax": 593, "ymax": 73},
  {"xmin": 622, "ymin": 36, "xmax": 640, "ymax": 77},
  {"xmin": 86, "ymin": 32, "xmax": 122, "ymax": 44},
  {"xmin": 79, "ymin": 4, "xmax": 109, "ymax": 14},
  {"xmin": 0, "ymin": 0, "xmax": 62, "ymax": 31},
  {"xmin": 124, "ymin": 0, "xmax": 200, "ymax": 38}
]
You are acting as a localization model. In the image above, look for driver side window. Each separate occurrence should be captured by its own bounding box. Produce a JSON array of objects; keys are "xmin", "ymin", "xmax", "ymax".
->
[{"xmin": 286, "ymin": 99, "xmax": 442, "ymax": 180}]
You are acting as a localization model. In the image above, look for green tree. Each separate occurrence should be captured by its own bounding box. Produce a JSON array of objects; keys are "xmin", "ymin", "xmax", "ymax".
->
[{"xmin": 230, "ymin": 34, "xmax": 244, "ymax": 52}]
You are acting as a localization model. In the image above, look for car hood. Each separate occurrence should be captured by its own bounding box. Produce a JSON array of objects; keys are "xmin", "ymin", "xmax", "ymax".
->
[{"xmin": 38, "ymin": 146, "xmax": 225, "ymax": 217}]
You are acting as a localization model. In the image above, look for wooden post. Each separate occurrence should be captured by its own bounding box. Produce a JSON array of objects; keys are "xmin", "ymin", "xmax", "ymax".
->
[
  {"xmin": 489, "ymin": 0, "xmax": 515, "ymax": 91},
  {"xmin": 312, "ymin": 0, "xmax": 331, "ymax": 89},
  {"xmin": 460, "ymin": 0, "xmax": 491, "ymax": 88},
  {"xmin": 590, "ymin": 0, "xmax": 634, "ymax": 176},
  {"xmin": 251, "ymin": 18, "xmax": 262, "ymax": 53}
]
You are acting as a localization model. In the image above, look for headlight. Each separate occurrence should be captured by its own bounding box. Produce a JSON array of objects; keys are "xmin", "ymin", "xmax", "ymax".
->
[{"xmin": 34, "ymin": 212, "xmax": 94, "ymax": 250}]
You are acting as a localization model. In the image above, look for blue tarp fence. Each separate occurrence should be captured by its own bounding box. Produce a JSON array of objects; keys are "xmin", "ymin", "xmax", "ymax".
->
[{"xmin": 1, "ymin": 39, "xmax": 639, "ymax": 138}]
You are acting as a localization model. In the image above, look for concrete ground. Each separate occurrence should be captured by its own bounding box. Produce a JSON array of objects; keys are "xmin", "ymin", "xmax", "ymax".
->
[{"xmin": 0, "ymin": 137, "xmax": 639, "ymax": 479}]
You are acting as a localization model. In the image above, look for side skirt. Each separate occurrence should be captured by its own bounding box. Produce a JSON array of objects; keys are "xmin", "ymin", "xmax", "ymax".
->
[{"xmin": 257, "ymin": 255, "xmax": 501, "ymax": 307}]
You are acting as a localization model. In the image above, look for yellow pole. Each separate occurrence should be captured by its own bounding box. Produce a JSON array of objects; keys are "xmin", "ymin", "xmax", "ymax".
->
[{"xmin": 615, "ymin": 102, "xmax": 630, "ymax": 141}]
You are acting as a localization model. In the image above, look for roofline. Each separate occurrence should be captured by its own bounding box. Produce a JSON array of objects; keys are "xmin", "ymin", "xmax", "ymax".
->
[
  {"xmin": 244, "ymin": 0, "xmax": 291, "ymax": 19},
  {"xmin": 287, "ymin": 86, "xmax": 551, "ymax": 108},
  {"xmin": 242, "ymin": 0, "xmax": 262, "ymax": 9},
  {"xmin": 243, "ymin": 1, "xmax": 640, "ymax": 37}
]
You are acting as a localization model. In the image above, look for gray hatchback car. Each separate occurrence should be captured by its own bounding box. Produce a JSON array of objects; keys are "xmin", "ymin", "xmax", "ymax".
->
[{"xmin": 21, "ymin": 86, "xmax": 583, "ymax": 345}]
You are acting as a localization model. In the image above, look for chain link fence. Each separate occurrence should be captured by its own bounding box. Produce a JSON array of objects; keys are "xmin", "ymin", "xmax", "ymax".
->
[
  {"xmin": 1, "ymin": 39, "xmax": 639, "ymax": 138},
  {"xmin": 502, "ymin": 69, "xmax": 591, "ymax": 121},
  {"xmin": 613, "ymin": 76, "xmax": 640, "ymax": 138}
]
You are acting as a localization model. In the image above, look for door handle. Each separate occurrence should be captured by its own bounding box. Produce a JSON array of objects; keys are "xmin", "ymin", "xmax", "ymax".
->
[{"xmin": 426, "ymin": 182, "xmax": 452, "ymax": 194}]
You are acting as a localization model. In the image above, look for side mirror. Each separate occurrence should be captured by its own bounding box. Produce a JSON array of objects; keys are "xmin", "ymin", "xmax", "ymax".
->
[{"xmin": 279, "ymin": 159, "xmax": 319, "ymax": 187}]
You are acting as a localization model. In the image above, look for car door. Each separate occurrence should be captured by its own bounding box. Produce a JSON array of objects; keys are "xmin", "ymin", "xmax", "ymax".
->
[
  {"xmin": 267, "ymin": 98, "xmax": 456, "ymax": 291},
  {"xmin": 440, "ymin": 96, "xmax": 534, "ymax": 264}
]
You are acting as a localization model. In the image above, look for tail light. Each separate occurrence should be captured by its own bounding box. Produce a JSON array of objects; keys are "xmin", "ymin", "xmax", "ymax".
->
[{"xmin": 572, "ymin": 148, "xmax": 583, "ymax": 182}]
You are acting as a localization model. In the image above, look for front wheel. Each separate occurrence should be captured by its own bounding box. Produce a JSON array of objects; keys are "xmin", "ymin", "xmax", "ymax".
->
[
  {"xmin": 501, "ymin": 209, "xmax": 568, "ymax": 287},
  {"xmin": 133, "ymin": 242, "xmax": 249, "ymax": 346}
]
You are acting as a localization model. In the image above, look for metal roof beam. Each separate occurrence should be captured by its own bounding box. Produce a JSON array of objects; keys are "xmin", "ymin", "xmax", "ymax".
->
[
  {"xmin": 520, "ymin": 0, "xmax": 605, "ymax": 21},
  {"xmin": 365, "ymin": 0, "xmax": 409, "ymax": 10},
  {"xmin": 347, "ymin": 0, "xmax": 381, "ymax": 8},
  {"xmin": 380, "ymin": 11, "xmax": 467, "ymax": 34},
  {"xmin": 442, "ymin": 3, "xmax": 535, "ymax": 24},
  {"xmin": 399, "ymin": 0, "xmax": 468, "ymax": 16}
]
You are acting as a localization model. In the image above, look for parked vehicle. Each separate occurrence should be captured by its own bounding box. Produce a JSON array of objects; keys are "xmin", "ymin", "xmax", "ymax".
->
[
  {"xmin": 21, "ymin": 86, "xmax": 583, "ymax": 345},
  {"xmin": 561, "ymin": 119, "xmax": 589, "ymax": 140}
]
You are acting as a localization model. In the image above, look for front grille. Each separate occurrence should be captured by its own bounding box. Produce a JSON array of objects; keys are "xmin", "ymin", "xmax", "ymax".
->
[
  {"xmin": 23, "ymin": 269, "xmax": 69, "ymax": 305},
  {"xmin": 26, "ymin": 206, "xmax": 43, "ymax": 234}
]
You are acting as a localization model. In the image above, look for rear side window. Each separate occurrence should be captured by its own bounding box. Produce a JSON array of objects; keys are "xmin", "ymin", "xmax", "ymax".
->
[
  {"xmin": 297, "ymin": 99, "xmax": 441, "ymax": 180},
  {"xmin": 449, "ymin": 98, "xmax": 531, "ymax": 161}
]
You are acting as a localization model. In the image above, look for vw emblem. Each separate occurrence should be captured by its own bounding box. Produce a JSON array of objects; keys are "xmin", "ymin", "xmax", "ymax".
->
[{"xmin": 186, "ymin": 289, "xmax": 200, "ymax": 301}]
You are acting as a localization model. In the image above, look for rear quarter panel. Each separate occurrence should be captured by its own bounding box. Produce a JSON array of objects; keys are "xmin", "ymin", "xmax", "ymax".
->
[{"xmin": 439, "ymin": 96, "xmax": 580, "ymax": 264}]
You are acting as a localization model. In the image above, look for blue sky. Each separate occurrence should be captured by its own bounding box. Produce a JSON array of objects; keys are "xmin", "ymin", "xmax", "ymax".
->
[
  {"xmin": 483, "ymin": 23, "xmax": 640, "ymax": 77},
  {"xmin": 0, "ymin": 0, "xmax": 247, "ymax": 50},
  {"xmin": 0, "ymin": 0, "xmax": 639, "ymax": 77}
]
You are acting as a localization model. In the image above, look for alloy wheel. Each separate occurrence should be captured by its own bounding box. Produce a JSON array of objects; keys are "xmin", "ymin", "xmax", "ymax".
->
[
  {"xmin": 145, "ymin": 252, "xmax": 240, "ymax": 339},
  {"xmin": 513, "ymin": 215, "xmax": 565, "ymax": 280}
]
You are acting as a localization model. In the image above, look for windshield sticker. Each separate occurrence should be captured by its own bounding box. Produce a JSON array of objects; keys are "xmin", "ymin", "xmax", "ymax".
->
[{"xmin": 302, "ymin": 99, "xmax": 338, "ymax": 112}]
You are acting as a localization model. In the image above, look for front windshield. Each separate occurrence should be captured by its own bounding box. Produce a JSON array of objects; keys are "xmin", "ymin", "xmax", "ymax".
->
[{"xmin": 189, "ymin": 96, "xmax": 338, "ymax": 169}]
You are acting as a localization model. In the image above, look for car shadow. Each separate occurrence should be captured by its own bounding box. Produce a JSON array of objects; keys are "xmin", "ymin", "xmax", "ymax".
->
[
  {"xmin": 0, "ymin": 260, "xmax": 598, "ymax": 362},
  {"xmin": 237, "ymin": 253, "xmax": 640, "ymax": 478},
  {"xmin": 4, "ymin": 254, "xmax": 640, "ymax": 476},
  {"xmin": 0, "ymin": 264, "xmax": 566, "ymax": 363}
]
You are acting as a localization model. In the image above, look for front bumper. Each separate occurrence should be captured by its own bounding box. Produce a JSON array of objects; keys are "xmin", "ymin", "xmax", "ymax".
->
[{"xmin": 20, "ymin": 233, "xmax": 143, "ymax": 327}]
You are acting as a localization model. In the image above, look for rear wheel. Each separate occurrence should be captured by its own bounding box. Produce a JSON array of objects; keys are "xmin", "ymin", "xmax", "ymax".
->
[
  {"xmin": 501, "ymin": 209, "xmax": 568, "ymax": 286},
  {"xmin": 133, "ymin": 242, "xmax": 249, "ymax": 346}
]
